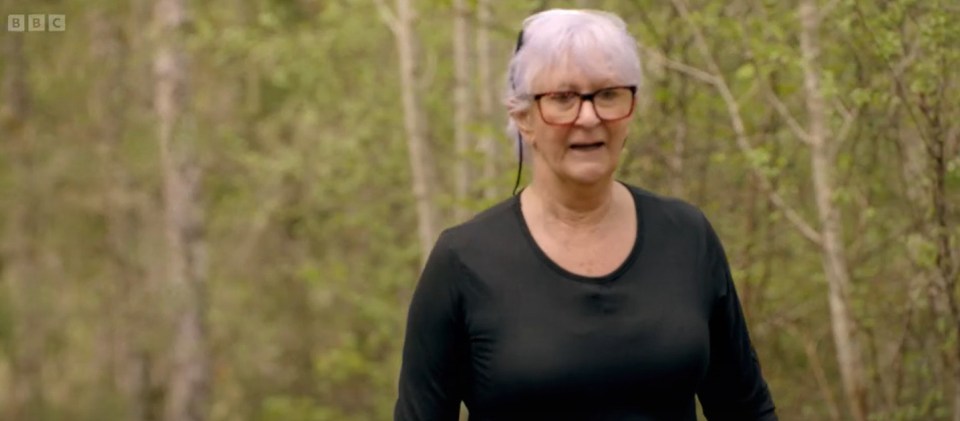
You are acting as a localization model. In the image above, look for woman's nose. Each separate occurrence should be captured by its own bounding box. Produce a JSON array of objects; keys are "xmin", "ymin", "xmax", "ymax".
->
[{"xmin": 574, "ymin": 99, "xmax": 602, "ymax": 127}]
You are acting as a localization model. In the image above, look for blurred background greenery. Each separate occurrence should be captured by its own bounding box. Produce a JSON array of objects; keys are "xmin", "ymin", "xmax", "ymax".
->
[{"xmin": 0, "ymin": 0, "xmax": 957, "ymax": 420}]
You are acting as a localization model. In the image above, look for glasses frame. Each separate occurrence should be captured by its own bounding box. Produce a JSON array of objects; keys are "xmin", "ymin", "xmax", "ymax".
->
[{"xmin": 531, "ymin": 85, "xmax": 638, "ymax": 126}]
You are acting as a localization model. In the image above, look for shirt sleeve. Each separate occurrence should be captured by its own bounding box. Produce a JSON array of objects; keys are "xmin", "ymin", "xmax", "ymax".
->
[
  {"xmin": 697, "ymin": 220, "xmax": 778, "ymax": 421},
  {"xmin": 394, "ymin": 232, "xmax": 467, "ymax": 421}
]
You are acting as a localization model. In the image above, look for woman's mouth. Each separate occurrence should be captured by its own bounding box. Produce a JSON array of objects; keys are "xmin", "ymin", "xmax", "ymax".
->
[{"xmin": 569, "ymin": 141, "xmax": 605, "ymax": 151}]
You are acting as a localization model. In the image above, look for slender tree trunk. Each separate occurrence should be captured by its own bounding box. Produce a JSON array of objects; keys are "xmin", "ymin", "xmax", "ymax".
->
[
  {"xmin": 90, "ymin": 10, "xmax": 152, "ymax": 421},
  {"xmin": 792, "ymin": 326, "xmax": 843, "ymax": 421},
  {"xmin": 154, "ymin": 0, "xmax": 210, "ymax": 419},
  {"xmin": 1, "ymin": 26, "xmax": 44, "ymax": 421},
  {"xmin": 799, "ymin": 2, "xmax": 867, "ymax": 420},
  {"xmin": 669, "ymin": 120, "xmax": 686, "ymax": 198},
  {"xmin": 453, "ymin": 0, "xmax": 472, "ymax": 221},
  {"xmin": 668, "ymin": 44, "xmax": 689, "ymax": 198},
  {"xmin": 924, "ymin": 36, "xmax": 960, "ymax": 420},
  {"xmin": 897, "ymin": 113, "xmax": 957, "ymax": 413},
  {"xmin": 739, "ymin": 172, "xmax": 758, "ymax": 320},
  {"xmin": 885, "ymin": 7, "xmax": 960, "ymax": 417},
  {"xmin": 926, "ymin": 99, "xmax": 960, "ymax": 421},
  {"xmin": 389, "ymin": 0, "xmax": 441, "ymax": 267},
  {"xmin": 476, "ymin": 0, "xmax": 498, "ymax": 201}
]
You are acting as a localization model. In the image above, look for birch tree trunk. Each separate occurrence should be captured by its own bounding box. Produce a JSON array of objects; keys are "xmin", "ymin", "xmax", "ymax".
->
[
  {"xmin": 799, "ymin": 1, "xmax": 868, "ymax": 419},
  {"xmin": 154, "ymin": 0, "xmax": 210, "ymax": 419},
  {"xmin": 379, "ymin": 0, "xmax": 441, "ymax": 267},
  {"xmin": 476, "ymin": 0, "xmax": 498, "ymax": 200},
  {"xmin": 1, "ymin": 26, "xmax": 43, "ymax": 421},
  {"xmin": 453, "ymin": 0, "xmax": 472, "ymax": 221}
]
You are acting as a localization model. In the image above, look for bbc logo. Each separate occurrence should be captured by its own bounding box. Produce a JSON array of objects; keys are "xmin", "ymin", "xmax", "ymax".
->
[{"xmin": 7, "ymin": 14, "xmax": 66, "ymax": 32}]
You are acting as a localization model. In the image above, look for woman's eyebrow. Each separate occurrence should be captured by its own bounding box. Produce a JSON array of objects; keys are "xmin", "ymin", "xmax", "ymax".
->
[
  {"xmin": 562, "ymin": 80, "xmax": 619, "ymax": 92},
  {"xmin": 543, "ymin": 77, "xmax": 617, "ymax": 92},
  {"xmin": 547, "ymin": 83, "xmax": 577, "ymax": 92}
]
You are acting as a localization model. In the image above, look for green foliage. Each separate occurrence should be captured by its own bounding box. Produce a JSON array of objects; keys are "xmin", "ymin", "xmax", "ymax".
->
[{"xmin": 0, "ymin": 0, "xmax": 957, "ymax": 419}]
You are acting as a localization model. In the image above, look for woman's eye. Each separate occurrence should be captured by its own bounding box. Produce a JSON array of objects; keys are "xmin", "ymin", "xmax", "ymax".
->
[
  {"xmin": 598, "ymin": 89, "xmax": 619, "ymax": 100},
  {"xmin": 548, "ymin": 92, "xmax": 578, "ymax": 103}
]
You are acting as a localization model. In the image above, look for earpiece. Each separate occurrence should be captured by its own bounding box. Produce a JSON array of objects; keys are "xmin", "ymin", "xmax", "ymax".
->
[{"xmin": 511, "ymin": 29, "xmax": 526, "ymax": 196}]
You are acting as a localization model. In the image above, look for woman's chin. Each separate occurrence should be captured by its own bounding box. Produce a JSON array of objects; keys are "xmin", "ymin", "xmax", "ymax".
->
[{"xmin": 561, "ymin": 164, "xmax": 614, "ymax": 186}]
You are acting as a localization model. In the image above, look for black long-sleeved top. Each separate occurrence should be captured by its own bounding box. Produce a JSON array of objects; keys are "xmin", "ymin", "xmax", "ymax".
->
[{"xmin": 395, "ymin": 184, "xmax": 777, "ymax": 420}]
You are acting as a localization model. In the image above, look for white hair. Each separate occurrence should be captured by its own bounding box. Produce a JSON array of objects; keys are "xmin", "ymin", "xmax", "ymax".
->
[{"xmin": 504, "ymin": 9, "xmax": 643, "ymax": 152}]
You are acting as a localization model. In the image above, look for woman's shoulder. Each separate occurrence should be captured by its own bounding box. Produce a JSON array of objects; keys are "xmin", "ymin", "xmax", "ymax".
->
[
  {"xmin": 622, "ymin": 182, "xmax": 710, "ymax": 230},
  {"xmin": 434, "ymin": 194, "xmax": 523, "ymax": 254},
  {"xmin": 623, "ymin": 182, "xmax": 727, "ymax": 276}
]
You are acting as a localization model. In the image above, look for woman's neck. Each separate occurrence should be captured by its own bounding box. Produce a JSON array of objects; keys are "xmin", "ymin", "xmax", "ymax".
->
[{"xmin": 525, "ymin": 177, "xmax": 619, "ymax": 229}]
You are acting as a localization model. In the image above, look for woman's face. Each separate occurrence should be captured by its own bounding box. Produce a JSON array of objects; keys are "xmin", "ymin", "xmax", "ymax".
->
[{"xmin": 514, "ymin": 63, "xmax": 634, "ymax": 187}]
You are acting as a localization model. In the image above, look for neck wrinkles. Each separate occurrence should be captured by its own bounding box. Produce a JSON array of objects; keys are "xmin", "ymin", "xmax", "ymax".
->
[{"xmin": 527, "ymin": 178, "xmax": 617, "ymax": 229}]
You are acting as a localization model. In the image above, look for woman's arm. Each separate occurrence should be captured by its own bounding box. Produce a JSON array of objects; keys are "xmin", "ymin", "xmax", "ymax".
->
[
  {"xmin": 696, "ymin": 222, "xmax": 778, "ymax": 421},
  {"xmin": 395, "ymin": 232, "xmax": 467, "ymax": 421}
]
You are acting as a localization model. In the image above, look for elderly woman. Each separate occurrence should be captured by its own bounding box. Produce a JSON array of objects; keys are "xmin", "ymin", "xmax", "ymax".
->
[{"xmin": 395, "ymin": 9, "xmax": 777, "ymax": 421}]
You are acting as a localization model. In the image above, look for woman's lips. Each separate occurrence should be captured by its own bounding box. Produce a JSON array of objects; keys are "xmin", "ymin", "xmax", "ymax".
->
[{"xmin": 569, "ymin": 141, "xmax": 605, "ymax": 151}]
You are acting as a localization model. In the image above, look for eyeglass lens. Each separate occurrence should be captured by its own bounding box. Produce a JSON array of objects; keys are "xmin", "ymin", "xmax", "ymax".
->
[{"xmin": 537, "ymin": 87, "xmax": 634, "ymax": 125}]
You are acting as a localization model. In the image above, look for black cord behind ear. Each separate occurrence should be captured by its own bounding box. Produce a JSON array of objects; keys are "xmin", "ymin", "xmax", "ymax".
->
[
  {"xmin": 511, "ymin": 29, "xmax": 525, "ymax": 196},
  {"xmin": 512, "ymin": 136, "xmax": 523, "ymax": 196}
]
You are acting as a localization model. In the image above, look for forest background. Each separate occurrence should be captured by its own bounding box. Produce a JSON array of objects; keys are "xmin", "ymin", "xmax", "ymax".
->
[{"xmin": 0, "ymin": 0, "xmax": 958, "ymax": 420}]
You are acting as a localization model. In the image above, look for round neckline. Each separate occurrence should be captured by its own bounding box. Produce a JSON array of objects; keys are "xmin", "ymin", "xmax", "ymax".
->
[{"xmin": 512, "ymin": 180, "xmax": 644, "ymax": 284}]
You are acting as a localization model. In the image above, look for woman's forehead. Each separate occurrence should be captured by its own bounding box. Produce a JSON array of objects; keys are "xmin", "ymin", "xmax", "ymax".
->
[{"xmin": 532, "ymin": 64, "xmax": 619, "ymax": 92}]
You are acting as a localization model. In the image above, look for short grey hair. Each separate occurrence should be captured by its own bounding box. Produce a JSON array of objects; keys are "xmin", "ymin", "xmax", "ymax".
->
[{"xmin": 504, "ymin": 9, "xmax": 643, "ymax": 148}]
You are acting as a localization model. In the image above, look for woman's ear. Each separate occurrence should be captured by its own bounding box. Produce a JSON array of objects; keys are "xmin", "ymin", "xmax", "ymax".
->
[{"xmin": 511, "ymin": 110, "xmax": 535, "ymax": 141}]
